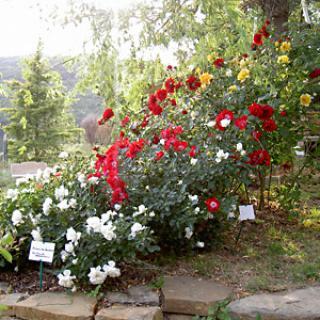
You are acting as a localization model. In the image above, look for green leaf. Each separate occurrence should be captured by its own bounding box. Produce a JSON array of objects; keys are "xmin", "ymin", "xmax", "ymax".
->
[
  {"xmin": 0, "ymin": 248, "xmax": 13, "ymax": 263},
  {"xmin": 0, "ymin": 233, "xmax": 13, "ymax": 246}
]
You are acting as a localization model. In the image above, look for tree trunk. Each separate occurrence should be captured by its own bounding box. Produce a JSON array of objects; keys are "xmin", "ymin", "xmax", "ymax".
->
[{"xmin": 262, "ymin": 0, "xmax": 289, "ymax": 37}]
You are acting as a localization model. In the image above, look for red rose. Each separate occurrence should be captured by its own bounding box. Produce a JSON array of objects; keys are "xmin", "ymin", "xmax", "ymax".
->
[
  {"xmin": 173, "ymin": 140, "xmax": 188, "ymax": 152},
  {"xmin": 167, "ymin": 65, "xmax": 173, "ymax": 70},
  {"xmin": 309, "ymin": 68, "xmax": 320, "ymax": 79},
  {"xmin": 280, "ymin": 110, "xmax": 287, "ymax": 117},
  {"xmin": 235, "ymin": 115, "xmax": 248, "ymax": 130},
  {"xmin": 98, "ymin": 108, "xmax": 114, "ymax": 125},
  {"xmin": 170, "ymin": 99, "xmax": 177, "ymax": 106},
  {"xmin": 205, "ymin": 197, "xmax": 220, "ymax": 212},
  {"xmin": 253, "ymin": 33, "xmax": 263, "ymax": 46},
  {"xmin": 155, "ymin": 151, "xmax": 164, "ymax": 161},
  {"xmin": 259, "ymin": 104, "xmax": 274, "ymax": 120},
  {"xmin": 248, "ymin": 102, "xmax": 263, "ymax": 118},
  {"xmin": 213, "ymin": 58, "xmax": 224, "ymax": 68},
  {"xmin": 148, "ymin": 95, "xmax": 163, "ymax": 115},
  {"xmin": 216, "ymin": 109, "xmax": 234, "ymax": 131},
  {"xmin": 182, "ymin": 109, "xmax": 188, "ymax": 114},
  {"xmin": 262, "ymin": 119, "xmax": 277, "ymax": 132},
  {"xmin": 186, "ymin": 75, "xmax": 201, "ymax": 91},
  {"xmin": 156, "ymin": 89, "xmax": 168, "ymax": 102},
  {"xmin": 248, "ymin": 149, "xmax": 271, "ymax": 166},
  {"xmin": 165, "ymin": 78, "xmax": 175, "ymax": 93},
  {"xmin": 189, "ymin": 146, "xmax": 197, "ymax": 157},
  {"xmin": 152, "ymin": 135, "xmax": 160, "ymax": 144},
  {"xmin": 120, "ymin": 115, "xmax": 130, "ymax": 127}
]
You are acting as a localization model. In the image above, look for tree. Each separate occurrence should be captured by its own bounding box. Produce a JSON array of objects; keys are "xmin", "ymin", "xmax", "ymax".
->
[{"xmin": 1, "ymin": 45, "xmax": 79, "ymax": 162}]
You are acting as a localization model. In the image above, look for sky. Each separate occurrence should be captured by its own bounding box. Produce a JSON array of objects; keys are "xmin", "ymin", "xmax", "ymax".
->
[{"xmin": 0, "ymin": 0, "xmax": 166, "ymax": 58}]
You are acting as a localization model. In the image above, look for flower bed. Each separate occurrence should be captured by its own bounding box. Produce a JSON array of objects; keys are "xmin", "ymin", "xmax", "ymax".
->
[{"xmin": 1, "ymin": 21, "xmax": 319, "ymax": 290}]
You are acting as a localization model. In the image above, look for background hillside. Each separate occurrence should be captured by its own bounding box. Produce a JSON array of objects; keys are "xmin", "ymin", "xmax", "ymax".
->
[{"xmin": 0, "ymin": 56, "xmax": 103, "ymax": 124}]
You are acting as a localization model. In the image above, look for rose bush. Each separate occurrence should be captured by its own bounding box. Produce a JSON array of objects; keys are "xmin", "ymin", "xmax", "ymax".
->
[
  {"xmin": 0, "ymin": 154, "xmax": 156, "ymax": 289},
  {"xmin": 0, "ymin": 21, "xmax": 319, "ymax": 289}
]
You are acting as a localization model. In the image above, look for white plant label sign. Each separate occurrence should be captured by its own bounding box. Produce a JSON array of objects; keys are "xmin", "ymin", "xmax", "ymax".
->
[
  {"xmin": 239, "ymin": 205, "xmax": 255, "ymax": 221},
  {"xmin": 29, "ymin": 241, "xmax": 55, "ymax": 263}
]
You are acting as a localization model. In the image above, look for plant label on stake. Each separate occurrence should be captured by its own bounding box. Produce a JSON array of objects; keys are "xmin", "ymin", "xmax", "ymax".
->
[
  {"xmin": 239, "ymin": 205, "xmax": 255, "ymax": 221},
  {"xmin": 29, "ymin": 241, "xmax": 55, "ymax": 290}
]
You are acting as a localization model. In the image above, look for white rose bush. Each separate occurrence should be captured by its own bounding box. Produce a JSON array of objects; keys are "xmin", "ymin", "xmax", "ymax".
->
[{"xmin": 0, "ymin": 155, "xmax": 156, "ymax": 289}]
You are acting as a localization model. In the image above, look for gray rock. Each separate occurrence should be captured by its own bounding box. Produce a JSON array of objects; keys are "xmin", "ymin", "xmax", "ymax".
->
[
  {"xmin": 95, "ymin": 306, "xmax": 163, "ymax": 320},
  {"xmin": 0, "ymin": 283, "xmax": 10, "ymax": 294},
  {"xmin": 228, "ymin": 286, "xmax": 320, "ymax": 320},
  {"xmin": 161, "ymin": 276, "xmax": 232, "ymax": 316},
  {"xmin": 14, "ymin": 292, "xmax": 97, "ymax": 320},
  {"xmin": 106, "ymin": 286, "xmax": 159, "ymax": 306},
  {"xmin": 0, "ymin": 293, "xmax": 29, "ymax": 316}
]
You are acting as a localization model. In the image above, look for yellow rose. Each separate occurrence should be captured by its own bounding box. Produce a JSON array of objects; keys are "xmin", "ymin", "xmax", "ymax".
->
[
  {"xmin": 280, "ymin": 41, "xmax": 291, "ymax": 52},
  {"xmin": 300, "ymin": 94, "xmax": 312, "ymax": 107},
  {"xmin": 275, "ymin": 41, "xmax": 279, "ymax": 47},
  {"xmin": 195, "ymin": 67, "xmax": 201, "ymax": 75},
  {"xmin": 277, "ymin": 55, "xmax": 290, "ymax": 64},
  {"xmin": 200, "ymin": 72, "xmax": 213, "ymax": 85},
  {"xmin": 303, "ymin": 219, "xmax": 312, "ymax": 228},
  {"xmin": 207, "ymin": 54, "xmax": 213, "ymax": 62},
  {"xmin": 228, "ymin": 85, "xmax": 237, "ymax": 93},
  {"xmin": 237, "ymin": 68, "xmax": 250, "ymax": 81}
]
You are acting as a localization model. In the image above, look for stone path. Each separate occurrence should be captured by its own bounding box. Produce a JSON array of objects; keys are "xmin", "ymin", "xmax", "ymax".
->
[{"xmin": 0, "ymin": 277, "xmax": 319, "ymax": 320}]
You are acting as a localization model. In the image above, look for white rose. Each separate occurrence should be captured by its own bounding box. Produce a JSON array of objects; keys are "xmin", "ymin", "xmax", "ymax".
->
[{"xmin": 11, "ymin": 210, "xmax": 23, "ymax": 226}]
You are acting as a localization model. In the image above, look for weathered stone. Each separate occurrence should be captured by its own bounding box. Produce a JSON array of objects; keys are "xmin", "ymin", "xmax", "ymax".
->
[
  {"xmin": 164, "ymin": 314, "xmax": 193, "ymax": 320},
  {"xmin": 0, "ymin": 293, "xmax": 28, "ymax": 316},
  {"xmin": 161, "ymin": 276, "xmax": 232, "ymax": 316},
  {"xmin": 95, "ymin": 306, "xmax": 162, "ymax": 320},
  {"xmin": 14, "ymin": 292, "xmax": 97, "ymax": 320},
  {"xmin": 228, "ymin": 286, "xmax": 320, "ymax": 320},
  {"xmin": 0, "ymin": 283, "xmax": 9, "ymax": 294},
  {"xmin": 106, "ymin": 286, "xmax": 159, "ymax": 306}
]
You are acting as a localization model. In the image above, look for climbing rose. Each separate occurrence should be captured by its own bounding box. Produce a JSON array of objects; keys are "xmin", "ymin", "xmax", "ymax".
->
[
  {"xmin": 165, "ymin": 78, "xmax": 175, "ymax": 93},
  {"xmin": 120, "ymin": 115, "xmax": 130, "ymax": 127},
  {"xmin": 98, "ymin": 108, "xmax": 114, "ymax": 125},
  {"xmin": 205, "ymin": 197, "xmax": 220, "ymax": 212},
  {"xmin": 235, "ymin": 115, "xmax": 248, "ymax": 130},
  {"xmin": 262, "ymin": 119, "xmax": 277, "ymax": 132},
  {"xmin": 156, "ymin": 89, "xmax": 168, "ymax": 102},
  {"xmin": 248, "ymin": 149, "xmax": 271, "ymax": 166},
  {"xmin": 186, "ymin": 75, "xmax": 201, "ymax": 91}
]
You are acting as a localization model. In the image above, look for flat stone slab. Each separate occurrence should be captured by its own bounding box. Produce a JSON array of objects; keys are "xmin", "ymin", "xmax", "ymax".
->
[
  {"xmin": 228, "ymin": 286, "xmax": 320, "ymax": 320},
  {"xmin": 161, "ymin": 276, "xmax": 232, "ymax": 316},
  {"xmin": 95, "ymin": 306, "xmax": 162, "ymax": 320},
  {"xmin": 14, "ymin": 292, "xmax": 97, "ymax": 320},
  {"xmin": 106, "ymin": 286, "xmax": 159, "ymax": 305},
  {"xmin": 164, "ymin": 314, "xmax": 193, "ymax": 320},
  {"xmin": 0, "ymin": 293, "xmax": 28, "ymax": 316}
]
